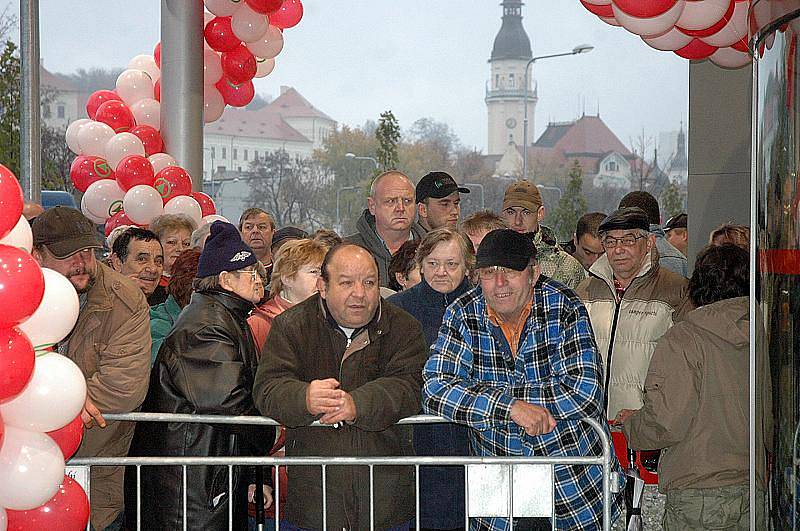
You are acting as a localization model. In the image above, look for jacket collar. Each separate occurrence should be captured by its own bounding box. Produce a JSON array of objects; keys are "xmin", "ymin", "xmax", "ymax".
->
[
  {"xmin": 84, "ymin": 262, "xmax": 113, "ymax": 312},
  {"xmin": 588, "ymin": 249, "xmax": 658, "ymax": 294},
  {"xmin": 417, "ymin": 276, "xmax": 472, "ymax": 307},
  {"xmin": 316, "ymin": 292, "xmax": 383, "ymax": 339},
  {"xmin": 196, "ymin": 288, "xmax": 255, "ymax": 318},
  {"xmin": 356, "ymin": 209, "xmax": 425, "ymax": 253}
]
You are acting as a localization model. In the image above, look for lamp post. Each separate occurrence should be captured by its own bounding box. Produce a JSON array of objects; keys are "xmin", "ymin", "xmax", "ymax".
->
[
  {"xmin": 345, "ymin": 152, "xmax": 380, "ymax": 170},
  {"xmin": 202, "ymin": 147, "xmax": 216, "ymax": 197},
  {"xmin": 523, "ymin": 44, "xmax": 594, "ymax": 181},
  {"xmin": 464, "ymin": 183, "xmax": 485, "ymax": 210},
  {"xmin": 336, "ymin": 185, "xmax": 360, "ymax": 234}
]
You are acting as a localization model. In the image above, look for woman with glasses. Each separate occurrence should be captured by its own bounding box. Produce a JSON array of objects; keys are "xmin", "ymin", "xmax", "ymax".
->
[
  {"xmin": 128, "ymin": 221, "xmax": 274, "ymax": 530},
  {"xmin": 388, "ymin": 228, "xmax": 474, "ymax": 531}
]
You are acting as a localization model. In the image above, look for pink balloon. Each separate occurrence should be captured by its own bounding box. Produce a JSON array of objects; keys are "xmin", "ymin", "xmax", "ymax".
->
[
  {"xmin": 105, "ymin": 132, "xmax": 146, "ymax": 170},
  {"xmin": 700, "ymin": 0, "xmax": 749, "ymax": 48},
  {"xmin": 123, "ymin": 185, "xmax": 165, "ymax": 225},
  {"xmin": 247, "ymin": 24, "xmax": 284, "ymax": 59},
  {"xmin": 148, "ymin": 153, "xmax": 178, "ymax": 174},
  {"xmin": 204, "ymin": 48, "xmax": 223, "ymax": 85},
  {"xmin": 231, "ymin": 4, "xmax": 269, "ymax": 43},
  {"xmin": 130, "ymin": 98, "xmax": 161, "ymax": 129},
  {"xmin": 255, "ymin": 57, "xmax": 276, "ymax": 78},
  {"xmin": 643, "ymin": 26, "xmax": 693, "ymax": 51},
  {"xmin": 82, "ymin": 179, "xmax": 126, "ymax": 220},
  {"xmin": 164, "ymin": 195, "xmax": 203, "ymax": 226},
  {"xmin": 204, "ymin": 85, "xmax": 226, "ymax": 123},
  {"xmin": 115, "ymin": 69, "xmax": 155, "ymax": 107},
  {"xmin": 0, "ymin": 425, "xmax": 65, "ymax": 510},
  {"xmin": 612, "ymin": 1, "xmax": 685, "ymax": 37},
  {"xmin": 676, "ymin": 0, "xmax": 731, "ymax": 32},
  {"xmin": 708, "ymin": 46, "xmax": 751, "ymax": 68}
]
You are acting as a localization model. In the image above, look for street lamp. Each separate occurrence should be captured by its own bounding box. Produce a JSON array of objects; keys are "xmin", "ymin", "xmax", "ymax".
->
[
  {"xmin": 345, "ymin": 152, "xmax": 380, "ymax": 170},
  {"xmin": 336, "ymin": 185, "xmax": 360, "ymax": 233},
  {"xmin": 523, "ymin": 44, "xmax": 594, "ymax": 181}
]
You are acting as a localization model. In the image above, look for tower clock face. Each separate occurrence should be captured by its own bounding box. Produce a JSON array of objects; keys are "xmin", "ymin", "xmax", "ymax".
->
[{"xmin": 506, "ymin": 118, "xmax": 517, "ymax": 129}]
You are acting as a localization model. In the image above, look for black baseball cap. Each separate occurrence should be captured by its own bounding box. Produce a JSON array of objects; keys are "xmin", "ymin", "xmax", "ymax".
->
[
  {"xmin": 32, "ymin": 206, "xmax": 103, "ymax": 259},
  {"xmin": 664, "ymin": 213, "xmax": 687, "ymax": 231},
  {"xmin": 416, "ymin": 171, "xmax": 470, "ymax": 203},
  {"xmin": 475, "ymin": 229, "xmax": 538, "ymax": 271}
]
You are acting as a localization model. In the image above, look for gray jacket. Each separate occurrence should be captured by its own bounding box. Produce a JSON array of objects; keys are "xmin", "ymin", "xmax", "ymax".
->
[
  {"xmin": 345, "ymin": 209, "xmax": 425, "ymax": 287},
  {"xmin": 652, "ymin": 224, "xmax": 688, "ymax": 277}
]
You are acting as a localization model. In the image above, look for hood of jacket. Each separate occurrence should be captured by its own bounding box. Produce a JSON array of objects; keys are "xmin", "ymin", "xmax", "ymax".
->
[
  {"xmin": 194, "ymin": 288, "xmax": 255, "ymax": 320},
  {"xmin": 531, "ymin": 225, "xmax": 559, "ymax": 259},
  {"xmin": 354, "ymin": 209, "xmax": 425, "ymax": 256},
  {"xmin": 684, "ymin": 296, "xmax": 749, "ymax": 347}
]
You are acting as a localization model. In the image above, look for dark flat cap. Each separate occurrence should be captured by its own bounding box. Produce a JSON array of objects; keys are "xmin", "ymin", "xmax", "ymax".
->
[
  {"xmin": 475, "ymin": 229, "xmax": 537, "ymax": 271},
  {"xmin": 32, "ymin": 206, "xmax": 102, "ymax": 259},
  {"xmin": 664, "ymin": 213, "xmax": 687, "ymax": 231},
  {"xmin": 598, "ymin": 207, "xmax": 650, "ymax": 233},
  {"xmin": 271, "ymin": 226, "xmax": 308, "ymax": 252}
]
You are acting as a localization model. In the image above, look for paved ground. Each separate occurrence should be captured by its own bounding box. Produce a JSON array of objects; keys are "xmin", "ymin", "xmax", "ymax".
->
[{"xmin": 612, "ymin": 485, "xmax": 665, "ymax": 530}]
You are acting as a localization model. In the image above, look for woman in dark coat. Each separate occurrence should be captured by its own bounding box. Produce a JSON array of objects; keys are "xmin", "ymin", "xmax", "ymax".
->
[
  {"xmin": 127, "ymin": 221, "xmax": 273, "ymax": 530},
  {"xmin": 388, "ymin": 228, "xmax": 474, "ymax": 531}
]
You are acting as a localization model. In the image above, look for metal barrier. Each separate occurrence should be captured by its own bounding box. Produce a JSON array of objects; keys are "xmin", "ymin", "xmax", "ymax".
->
[{"xmin": 69, "ymin": 413, "xmax": 619, "ymax": 531}]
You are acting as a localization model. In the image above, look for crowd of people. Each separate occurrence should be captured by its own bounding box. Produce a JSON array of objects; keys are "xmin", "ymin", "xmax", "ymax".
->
[{"xmin": 25, "ymin": 168, "xmax": 767, "ymax": 531}]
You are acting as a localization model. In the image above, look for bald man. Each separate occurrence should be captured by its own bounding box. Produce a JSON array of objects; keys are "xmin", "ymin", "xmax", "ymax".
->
[{"xmin": 346, "ymin": 170, "xmax": 425, "ymax": 286}]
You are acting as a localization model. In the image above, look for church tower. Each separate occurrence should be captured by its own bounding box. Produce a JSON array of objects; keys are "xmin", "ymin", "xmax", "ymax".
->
[{"xmin": 486, "ymin": 0, "xmax": 535, "ymax": 156}]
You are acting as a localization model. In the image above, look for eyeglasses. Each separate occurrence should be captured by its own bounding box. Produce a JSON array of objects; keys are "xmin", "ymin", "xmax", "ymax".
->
[
  {"xmin": 602, "ymin": 234, "xmax": 646, "ymax": 248},
  {"xmin": 478, "ymin": 265, "xmax": 527, "ymax": 280},
  {"xmin": 425, "ymin": 259, "xmax": 462, "ymax": 272},
  {"xmin": 235, "ymin": 268, "xmax": 261, "ymax": 281}
]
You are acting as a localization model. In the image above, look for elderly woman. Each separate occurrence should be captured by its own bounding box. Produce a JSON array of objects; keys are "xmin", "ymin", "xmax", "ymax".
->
[
  {"xmin": 388, "ymin": 228, "xmax": 474, "ymax": 531},
  {"xmin": 128, "ymin": 221, "xmax": 273, "ymax": 530},
  {"xmin": 249, "ymin": 238, "xmax": 327, "ymax": 352},
  {"xmin": 387, "ymin": 239, "xmax": 422, "ymax": 292},
  {"xmin": 149, "ymin": 248, "xmax": 200, "ymax": 363},
  {"xmin": 150, "ymin": 214, "xmax": 197, "ymax": 304}
]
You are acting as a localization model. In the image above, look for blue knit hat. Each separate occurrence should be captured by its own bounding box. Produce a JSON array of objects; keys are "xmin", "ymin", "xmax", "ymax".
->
[{"xmin": 197, "ymin": 221, "xmax": 258, "ymax": 278}]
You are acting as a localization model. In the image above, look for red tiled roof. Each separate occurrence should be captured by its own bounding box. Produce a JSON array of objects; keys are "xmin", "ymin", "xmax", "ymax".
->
[
  {"xmin": 40, "ymin": 65, "xmax": 79, "ymax": 92},
  {"xmin": 205, "ymin": 107, "xmax": 310, "ymax": 142},
  {"xmin": 266, "ymin": 87, "xmax": 334, "ymax": 121},
  {"xmin": 534, "ymin": 115, "xmax": 631, "ymax": 156}
]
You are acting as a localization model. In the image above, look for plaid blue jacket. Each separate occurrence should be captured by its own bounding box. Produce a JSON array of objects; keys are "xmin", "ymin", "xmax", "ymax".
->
[{"xmin": 422, "ymin": 276, "xmax": 622, "ymax": 530}]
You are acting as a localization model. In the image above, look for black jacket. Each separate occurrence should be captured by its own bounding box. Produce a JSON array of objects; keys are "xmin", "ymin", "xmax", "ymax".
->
[
  {"xmin": 126, "ymin": 289, "xmax": 273, "ymax": 530},
  {"xmin": 254, "ymin": 294, "xmax": 428, "ymax": 530}
]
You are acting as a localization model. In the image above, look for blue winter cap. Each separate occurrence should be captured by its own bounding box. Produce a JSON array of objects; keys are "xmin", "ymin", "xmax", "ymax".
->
[{"xmin": 197, "ymin": 221, "xmax": 257, "ymax": 278}]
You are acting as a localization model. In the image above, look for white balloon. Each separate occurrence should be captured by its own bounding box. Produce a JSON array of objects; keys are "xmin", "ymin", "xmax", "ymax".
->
[
  {"xmin": 201, "ymin": 214, "xmax": 229, "ymax": 225},
  {"xmin": 83, "ymin": 179, "xmax": 126, "ymax": 221},
  {"xmin": 700, "ymin": 0, "xmax": 749, "ymax": 48},
  {"xmin": 0, "ymin": 425, "xmax": 65, "ymax": 510},
  {"xmin": 65, "ymin": 118, "xmax": 91, "ymax": 155},
  {"xmin": 0, "ymin": 507, "xmax": 6, "ymax": 531},
  {"xmin": 128, "ymin": 54, "xmax": 160, "ymax": 83},
  {"xmin": 106, "ymin": 132, "xmax": 146, "ymax": 170},
  {"xmin": 643, "ymin": 26, "xmax": 693, "ymax": 51},
  {"xmin": 18, "ymin": 268, "xmax": 80, "ymax": 348},
  {"xmin": 124, "ymin": 185, "xmax": 165, "ymax": 225},
  {"xmin": 0, "ymin": 214, "xmax": 33, "ymax": 252},
  {"xmin": 599, "ymin": 15, "xmax": 621, "ymax": 27},
  {"xmin": 116, "ymin": 69, "xmax": 155, "ymax": 107},
  {"xmin": 149, "ymin": 153, "xmax": 178, "ymax": 174},
  {"xmin": 232, "ymin": 4, "xmax": 269, "ymax": 43},
  {"xmin": 254, "ymin": 57, "xmax": 275, "ymax": 78},
  {"xmin": 613, "ymin": 1, "xmax": 685, "ymax": 37},
  {"xmin": 676, "ymin": 0, "xmax": 730, "ymax": 31},
  {"xmin": 130, "ymin": 98, "xmax": 161, "ymax": 129},
  {"xmin": 80, "ymin": 194, "xmax": 108, "ymax": 224},
  {"xmin": 204, "ymin": 49, "xmax": 223, "ymax": 85},
  {"xmin": 203, "ymin": 85, "xmax": 225, "ymax": 123},
  {"xmin": 247, "ymin": 25, "xmax": 284, "ymax": 59},
  {"xmin": 205, "ymin": 0, "xmax": 240, "ymax": 16},
  {"xmin": 76, "ymin": 121, "xmax": 115, "ymax": 158},
  {"xmin": 0, "ymin": 353, "xmax": 86, "ymax": 433},
  {"xmin": 708, "ymin": 46, "xmax": 752, "ymax": 69},
  {"xmin": 164, "ymin": 196, "xmax": 203, "ymax": 226}
]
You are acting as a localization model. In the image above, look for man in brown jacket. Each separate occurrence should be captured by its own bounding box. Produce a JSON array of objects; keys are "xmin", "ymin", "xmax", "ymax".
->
[
  {"xmin": 254, "ymin": 243, "xmax": 428, "ymax": 530},
  {"xmin": 32, "ymin": 207, "xmax": 151, "ymax": 531},
  {"xmin": 624, "ymin": 244, "xmax": 773, "ymax": 529}
]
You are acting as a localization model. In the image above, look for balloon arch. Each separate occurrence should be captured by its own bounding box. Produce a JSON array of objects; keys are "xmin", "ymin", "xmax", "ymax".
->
[{"xmin": 0, "ymin": 0, "xmax": 304, "ymax": 529}]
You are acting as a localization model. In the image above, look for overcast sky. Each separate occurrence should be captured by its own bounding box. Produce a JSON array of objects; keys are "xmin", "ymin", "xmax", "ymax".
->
[{"xmin": 15, "ymin": 1, "xmax": 689, "ymax": 152}]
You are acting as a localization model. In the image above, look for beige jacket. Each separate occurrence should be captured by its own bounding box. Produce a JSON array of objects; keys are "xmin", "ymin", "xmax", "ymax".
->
[
  {"xmin": 624, "ymin": 297, "xmax": 774, "ymax": 491},
  {"xmin": 575, "ymin": 251, "xmax": 687, "ymax": 419},
  {"xmin": 67, "ymin": 263, "xmax": 151, "ymax": 530}
]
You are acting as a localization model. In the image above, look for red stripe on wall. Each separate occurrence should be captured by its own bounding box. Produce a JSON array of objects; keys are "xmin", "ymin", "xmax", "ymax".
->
[{"xmin": 759, "ymin": 249, "xmax": 800, "ymax": 274}]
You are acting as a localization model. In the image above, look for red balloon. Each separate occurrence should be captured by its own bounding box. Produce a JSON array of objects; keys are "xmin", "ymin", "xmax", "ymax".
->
[
  {"xmin": 677, "ymin": 0, "xmax": 736, "ymax": 37},
  {"xmin": 191, "ymin": 192, "xmax": 217, "ymax": 217},
  {"xmin": 204, "ymin": 17, "xmax": 241, "ymax": 53},
  {"xmin": 6, "ymin": 475, "xmax": 90, "ymax": 531},
  {"xmin": 0, "ymin": 327, "xmax": 35, "ymax": 403},
  {"xmin": 246, "ymin": 0, "xmax": 283, "ymax": 14},
  {"xmin": 94, "ymin": 100, "xmax": 135, "ymax": 134},
  {"xmin": 116, "ymin": 155, "xmax": 156, "ymax": 191},
  {"xmin": 612, "ymin": 0, "xmax": 678, "ymax": 18},
  {"xmin": 732, "ymin": 37, "xmax": 749, "ymax": 53},
  {"xmin": 269, "ymin": 0, "xmax": 303, "ymax": 29},
  {"xmin": 104, "ymin": 209, "xmax": 136, "ymax": 237},
  {"xmin": 675, "ymin": 38, "xmax": 717, "ymax": 59},
  {"xmin": 154, "ymin": 42, "xmax": 161, "ymax": 68},
  {"xmin": 46, "ymin": 415, "xmax": 84, "ymax": 460},
  {"xmin": 154, "ymin": 166, "xmax": 193, "ymax": 203},
  {"xmin": 222, "ymin": 44, "xmax": 257, "ymax": 85},
  {"xmin": 0, "ymin": 245, "xmax": 45, "ymax": 328},
  {"xmin": 154, "ymin": 78, "xmax": 161, "ymax": 102},
  {"xmin": 0, "ymin": 164, "xmax": 23, "ymax": 240},
  {"xmin": 70, "ymin": 156, "xmax": 114, "ymax": 193},
  {"xmin": 580, "ymin": 0, "xmax": 614, "ymax": 18},
  {"xmin": 85, "ymin": 90, "xmax": 122, "ymax": 121},
  {"xmin": 130, "ymin": 125, "xmax": 164, "ymax": 157},
  {"xmin": 215, "ymin": 76, "xmax": 255, "ymax": 107}
]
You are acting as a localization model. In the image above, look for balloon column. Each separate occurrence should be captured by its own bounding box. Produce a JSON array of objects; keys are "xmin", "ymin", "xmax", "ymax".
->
[
  {"xmin": 580, "ymin": 0, "xmax": 752, "ymax": 68},
  {"xmin": 66, "ymin": 0, "xmax": 304, "ymax": 232},
  {"xmin": 0, "ymin": 165, "xmax": 90, "ymax": 531}
]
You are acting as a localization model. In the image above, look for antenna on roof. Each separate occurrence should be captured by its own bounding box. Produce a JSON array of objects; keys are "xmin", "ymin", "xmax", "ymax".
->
[{"xmin": 597, "ymin": 99, "xmax": 600, "ymax": 117}]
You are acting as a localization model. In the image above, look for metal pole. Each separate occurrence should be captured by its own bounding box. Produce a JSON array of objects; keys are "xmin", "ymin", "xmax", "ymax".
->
[
  {"xmin": 336, "ymin": 185, "xmax": 358, "ymax": 233},
  {"xmin": 20, "ymin": 0, "xmax": 41, "ymax": 203},
  {"xmin": 523, "ymin": 57, "xmax": 534, "ymax": 182},
  {"xmin": 161, "ymin": 0, "xmax": 204, "ymax": 192},
  {"xmin": 465, "ymin": 183, "xmax": 485, "ymax": 210}
]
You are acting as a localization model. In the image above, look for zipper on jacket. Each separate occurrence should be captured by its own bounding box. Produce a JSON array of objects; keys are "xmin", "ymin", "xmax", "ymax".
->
[{"xmin": 604, "ymin": 300, "xmax": 622, "ymax": 415}]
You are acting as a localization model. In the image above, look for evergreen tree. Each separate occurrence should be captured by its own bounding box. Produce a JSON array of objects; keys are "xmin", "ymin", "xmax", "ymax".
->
[
  {"xmin": 552, "ymin": 160, "xmax": 587, "ymax": 241},
  {"xmin": 375, "ymin": 110, "xmax": 400, "ymax": 171},
  {"xmin": 0, "ymin": 40, "xmax": 20, "ymax": 177},
  {"xmin": 661, "ymin": 180, "xmax": 685, "ymax": 219}
]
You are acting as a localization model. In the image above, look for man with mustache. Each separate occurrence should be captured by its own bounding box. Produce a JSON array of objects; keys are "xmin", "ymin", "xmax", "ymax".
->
[
  {"xmin": 346, "ymin": 170, "xmax": 425, "ymax": 287},
  {"xmin": 109, "ymin": 227, "xmax": 165, "ymax": 306},
  {"xmin": 239, "ymin": 207, "xmax": 276, "ymax": 280},
  {"xmin": 32, "ymin": 207, "xmax": 151, "ymax": 531}
]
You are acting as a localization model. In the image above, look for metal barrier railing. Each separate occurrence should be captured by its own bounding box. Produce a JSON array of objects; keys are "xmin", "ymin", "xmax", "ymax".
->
[{"xmin": 69, "ymin": 413, "xmax": 618, "ymax": 531}]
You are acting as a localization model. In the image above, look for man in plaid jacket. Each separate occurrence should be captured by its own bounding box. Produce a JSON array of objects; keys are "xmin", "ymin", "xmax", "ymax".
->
[{"xmin": 423, "ymin": 229, "xmax": 622, "ymax": 530}]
